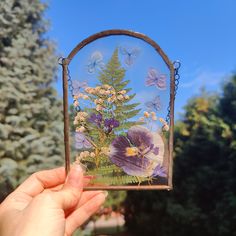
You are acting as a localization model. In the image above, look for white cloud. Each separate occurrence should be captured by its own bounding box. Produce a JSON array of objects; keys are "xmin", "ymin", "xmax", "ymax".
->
[{"xmin": 180, "ymin": 70, "xmax": 229, "ymax": 92}]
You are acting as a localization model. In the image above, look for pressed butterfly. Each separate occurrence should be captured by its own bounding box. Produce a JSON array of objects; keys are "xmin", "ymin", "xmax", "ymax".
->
[
  {"xmin": 145, "ymin": 95, "xmax": 161, "ymax": 111},
  {"xmin": 119, "ymin": 47, "xmax": 140, "ymax": 66},
  {"xmin": 75, "ymin": 132, "xmax": 92, "ymax": 149},
  {"xmin": 87, "ymin": 51, "xmax": 105, "ymax": 74},
  {"xmin": 145, "ymin": 68, "xmax": 167, "ymax": 90},
  {"xmin": 72, "ymin": 80, "xmax": 88, "ymax": 96}
]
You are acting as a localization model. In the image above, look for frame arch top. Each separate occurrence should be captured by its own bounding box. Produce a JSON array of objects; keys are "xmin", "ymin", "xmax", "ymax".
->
[{"xmin": 65, "ymin": 29, "xmax": 174, "ymax": 72}]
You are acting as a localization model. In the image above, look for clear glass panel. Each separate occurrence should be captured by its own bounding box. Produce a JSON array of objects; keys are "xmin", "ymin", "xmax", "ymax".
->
[{"xmin": 68, "ymin": 35, "xmax": 171, "ymax": 187}]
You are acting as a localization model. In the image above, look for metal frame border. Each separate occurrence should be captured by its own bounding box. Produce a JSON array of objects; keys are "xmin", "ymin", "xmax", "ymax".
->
[{"xmin": 61, "ymin": 29, "xmax": 175, "ymax": 190}]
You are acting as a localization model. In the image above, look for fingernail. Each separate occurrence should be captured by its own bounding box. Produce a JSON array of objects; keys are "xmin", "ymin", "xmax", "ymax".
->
[
  {"xmin": 102, "ymin": 191, "xmax": 108, "ymax": 198},
  {"xmin": 72, "ymin": 163, "xmax": 83, "ymax": 173}
]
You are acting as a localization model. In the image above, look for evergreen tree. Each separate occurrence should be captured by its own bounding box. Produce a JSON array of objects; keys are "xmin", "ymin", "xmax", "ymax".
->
[
  {"xmin": 124, "ymin": 83, "xmax": 236, "ymax": 236},
  {"xmin": 98, "ymin": 48, "xmax": 141, "ymax": 130},
  {"xmin": 0, "ymin": 0, "xmax": 64, "ymax": 201}
]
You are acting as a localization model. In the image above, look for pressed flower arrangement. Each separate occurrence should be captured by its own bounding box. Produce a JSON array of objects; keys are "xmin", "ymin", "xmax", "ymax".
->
[{"xmin": 60, "ymin": 30, "xmax": 179, "ymax": 190}]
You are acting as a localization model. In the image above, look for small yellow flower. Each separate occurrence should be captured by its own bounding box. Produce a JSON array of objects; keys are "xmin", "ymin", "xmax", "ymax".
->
[
  {"xmin": 117, "ymin": 95, "xmax": 124, "ymax": 101},
  {"xmin": 101, "ymin": 147, "xmax": 110, "ymax": 155},
  {"xmin": 152, "ymin": 116, "xmax": 157, "ymax": 121},
  {"xmin": 73, "ymin": 120, "xmax": 78, "ymax": 125},
  {"xmin": 90, "ymin": 152, "xmax": 95, "ymax": 158},
  {"xmin": 139, "ymin": 117, "xmax": 145, "ymax": 122},
  {"xmin": 144, "ymin": 111, "xmax": 150, "ymax": 118},
  {"xmin": 163, "ymin": 124, "xmax": 169, "ymax": 131},
  {"xmin": 159, "ymin": 118, "xmax": 166, "ymax": 123},
  {"xmin": 76, "ymin": 126, "xmax": 85, "ymax": 132},
  {"xmin": 124, "ymin": 95, "xmax": 130, "ymax": 100},
  {"xmin": 99, "ymin": 89, "xmax": 106, "ymax": 95},
  {"xmin": 104, "ymin": 90, "xmax": 111, "ymax": 95},
  {"xmin": 82, "ymin": 95, "xmax": 89, "ymax": 100},
  {"xmin": 83, "ymin": 151, "xmax": 90, "ymax": 157},
  {"xmin": 125, "ymin": 147, "xmax": 139, "ymax": 157},
  {"xmin": 96, "ymin": 104, "xmax": 103, "ymax": 111}
]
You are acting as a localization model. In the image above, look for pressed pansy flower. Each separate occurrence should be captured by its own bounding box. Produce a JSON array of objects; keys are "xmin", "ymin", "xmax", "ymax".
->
[
  {"xmin": 75, "ymin": 132, "xmax": 92, "ymax": 149},
  {"xmin": 152, "ymin": 164, "xmax": 167, "ymax": 177},
  {"xmin": 109, "ymin": 126, "xmax": 165, "ymax": 177},
  {"xmin": 104, "ymin": 118, "xmax": 120, "ymax": 133}
]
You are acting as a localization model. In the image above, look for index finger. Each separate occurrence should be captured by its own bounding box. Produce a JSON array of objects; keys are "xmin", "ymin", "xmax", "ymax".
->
[{"xmin": 14, "ymin": 167, "xmax": 66, "ymax": 197}]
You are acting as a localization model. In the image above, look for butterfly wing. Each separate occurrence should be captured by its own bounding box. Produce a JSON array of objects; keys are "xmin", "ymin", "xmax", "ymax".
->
[
  {"xmin": 145, "ymin": 68, "xmax": 157, "ymax": 86},
  {"xmin": 87, "ymin": 51, "xmax": 104, "ymax": 73},
  {"xmin": 156, "ymin": 74, "xmax": 167, "ymax": 90}
]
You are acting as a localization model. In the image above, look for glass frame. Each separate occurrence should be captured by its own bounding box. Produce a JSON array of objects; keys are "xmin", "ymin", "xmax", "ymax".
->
[{"xmin": 60, "ymin": 29, "xmax": 175, "ymax": 190}]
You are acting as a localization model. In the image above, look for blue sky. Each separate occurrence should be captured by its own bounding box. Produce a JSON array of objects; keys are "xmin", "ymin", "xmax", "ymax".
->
[{"xmin": 45, "ymin": 0, "xmax": 236, "ymax": 119}]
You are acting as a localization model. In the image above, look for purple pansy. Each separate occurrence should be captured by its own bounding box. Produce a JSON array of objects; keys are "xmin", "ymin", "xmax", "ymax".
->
[
  {"xmin": 88, "ymin": 113, "xmax": 103, "ymax": 127},
  {"xmin": 152, "ymin": 164, "xmax": 167, "ymax": 177},
  {"xmin": 109, "ymin": 126, "xmax": 165, "ymax": 177},
  {"xmin": 145, "ymin": 68, "xmax": 167, "ymax": 90},
  {"xmin": 75, "ymin": 132, "xmax": 92, "ymax": 149},
  {"xmin": 104, "ymin": 118, "xmax": 120, "ymax": 133}
]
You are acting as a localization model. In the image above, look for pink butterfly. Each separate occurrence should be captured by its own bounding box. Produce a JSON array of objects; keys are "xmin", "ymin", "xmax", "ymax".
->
[{"xmin": 145, "ymin": 68, "xmax": 167, "ymax": 90}]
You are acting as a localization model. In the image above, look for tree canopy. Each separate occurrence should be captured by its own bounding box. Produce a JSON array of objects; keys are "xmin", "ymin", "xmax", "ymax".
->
[
  {"xmin": 124, "ymin": 76, "xmax": 236, "ymax": 236},
  {"xmin": 0, "ymin": 0, "xmax": 64, "ymax": 201}
]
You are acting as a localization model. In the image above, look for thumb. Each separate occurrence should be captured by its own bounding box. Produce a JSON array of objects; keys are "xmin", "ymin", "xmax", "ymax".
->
[{"xmin": 53, "ymin": 164, "xmax": 84, "ymax": 210}]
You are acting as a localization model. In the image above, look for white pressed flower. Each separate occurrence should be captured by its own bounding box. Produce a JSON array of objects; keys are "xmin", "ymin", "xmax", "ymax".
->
[
  {"xmin": 78, "ymin": 126, "xmax": 85, "ymax": 132},
  {"xmin": 120, "ymin": 90, "xmax": 127, "ymax": 94},
  {"xmin": 82, "ymin": 95, "xmax": 89, "ymax": 99},
  {"xmin": 96, "ymin": 104, "xmax": 103, "ymax": 111},
  {"xmin": 83, "ymin": 151, "xmax": 90, "ymax": 157},
  {"xmin": 73, "ymin": 120, "xmax": 78, "ymax": 125},
  {"xmin": 139, "ymin": 117, "xmax": 145, "ymax": 122},
  {"xmin": 99, "ymin": 89, "xmax": 106, "ymax": 95},
  {"xmin": 104, "ymin": 90, "xmax": 111, "ymax": 95},
  {"xmin": 117, "ymin": 95, "xmax": 124, "ymax": 100},
  {"xmin": 163, "ymin": 124, "xmax": 169, "ymax": 131},
  {"xmin": 152, "ymin": 116, "xmax": 157, "ymax": 121},
  {"xmin": 90, "ymin": 152, "xmax": 95, "ymax": 158}
]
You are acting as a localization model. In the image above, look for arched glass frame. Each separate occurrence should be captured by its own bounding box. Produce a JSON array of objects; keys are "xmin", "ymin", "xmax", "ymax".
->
[{"xmin": 60, "ymin": 29, "xmax": 175, "ymax": 190}]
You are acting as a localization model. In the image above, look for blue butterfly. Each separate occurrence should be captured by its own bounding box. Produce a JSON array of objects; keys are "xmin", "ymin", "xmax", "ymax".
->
[
  {"xmin": 120, "ymin": 47, "xmax": 140, "ymax": 66},
  {"xmin": 87, "ymin": 51, "xmax": 105, "ymax": 74},
  {"xmin": 145, "ymin": 68, "xmax": 167, "ymax": 90},
  {"xmin": 72, "ymin": 80, "xmax": 88, "ymax": 95},
  {"xmin": 145, "ymin": 96, "xmax": 161, "ymax": 111}
]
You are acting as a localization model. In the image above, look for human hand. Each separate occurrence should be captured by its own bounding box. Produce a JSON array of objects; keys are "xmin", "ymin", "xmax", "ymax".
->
[{"xmin": 0, "ymin": 165, "xmax": 107, "ymax": 236}]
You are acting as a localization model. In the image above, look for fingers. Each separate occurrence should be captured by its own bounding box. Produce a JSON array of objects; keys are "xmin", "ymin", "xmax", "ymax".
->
[
  {"xmin": 14, "ymin": 167, "xmax": 66, "ymax": 197},
  {"xmin": 64, "ymin": 190, "xmax": 105, "ymax": 217},
  {"xmin": 65, "ymin": 192, "xmax": 107, "ymax": 235},
  {"xmin": 52, "ymin": 164, "xmax": 84, "ymax": 210}
]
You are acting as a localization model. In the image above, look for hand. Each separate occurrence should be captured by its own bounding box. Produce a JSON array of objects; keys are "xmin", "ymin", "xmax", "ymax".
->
[{"xmin": 0, "ymin": 165, "xmax": 107, "ymax": 236}]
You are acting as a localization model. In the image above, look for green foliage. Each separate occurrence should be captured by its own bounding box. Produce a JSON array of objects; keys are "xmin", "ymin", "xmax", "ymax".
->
[
  {"xmin": 124, "ymin": 76, "xmax": 236, "ymax": 236},
  {"xmin": 98, "ymin": 48, "xmax": 141, "ymax": 131},
  {"xmin": 0, "ymin": 0, "xmax": 64, "ymax": 201},
  {"xmin": 74, "ymin": 48, "xmax": 145, "ymax": 186}
]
